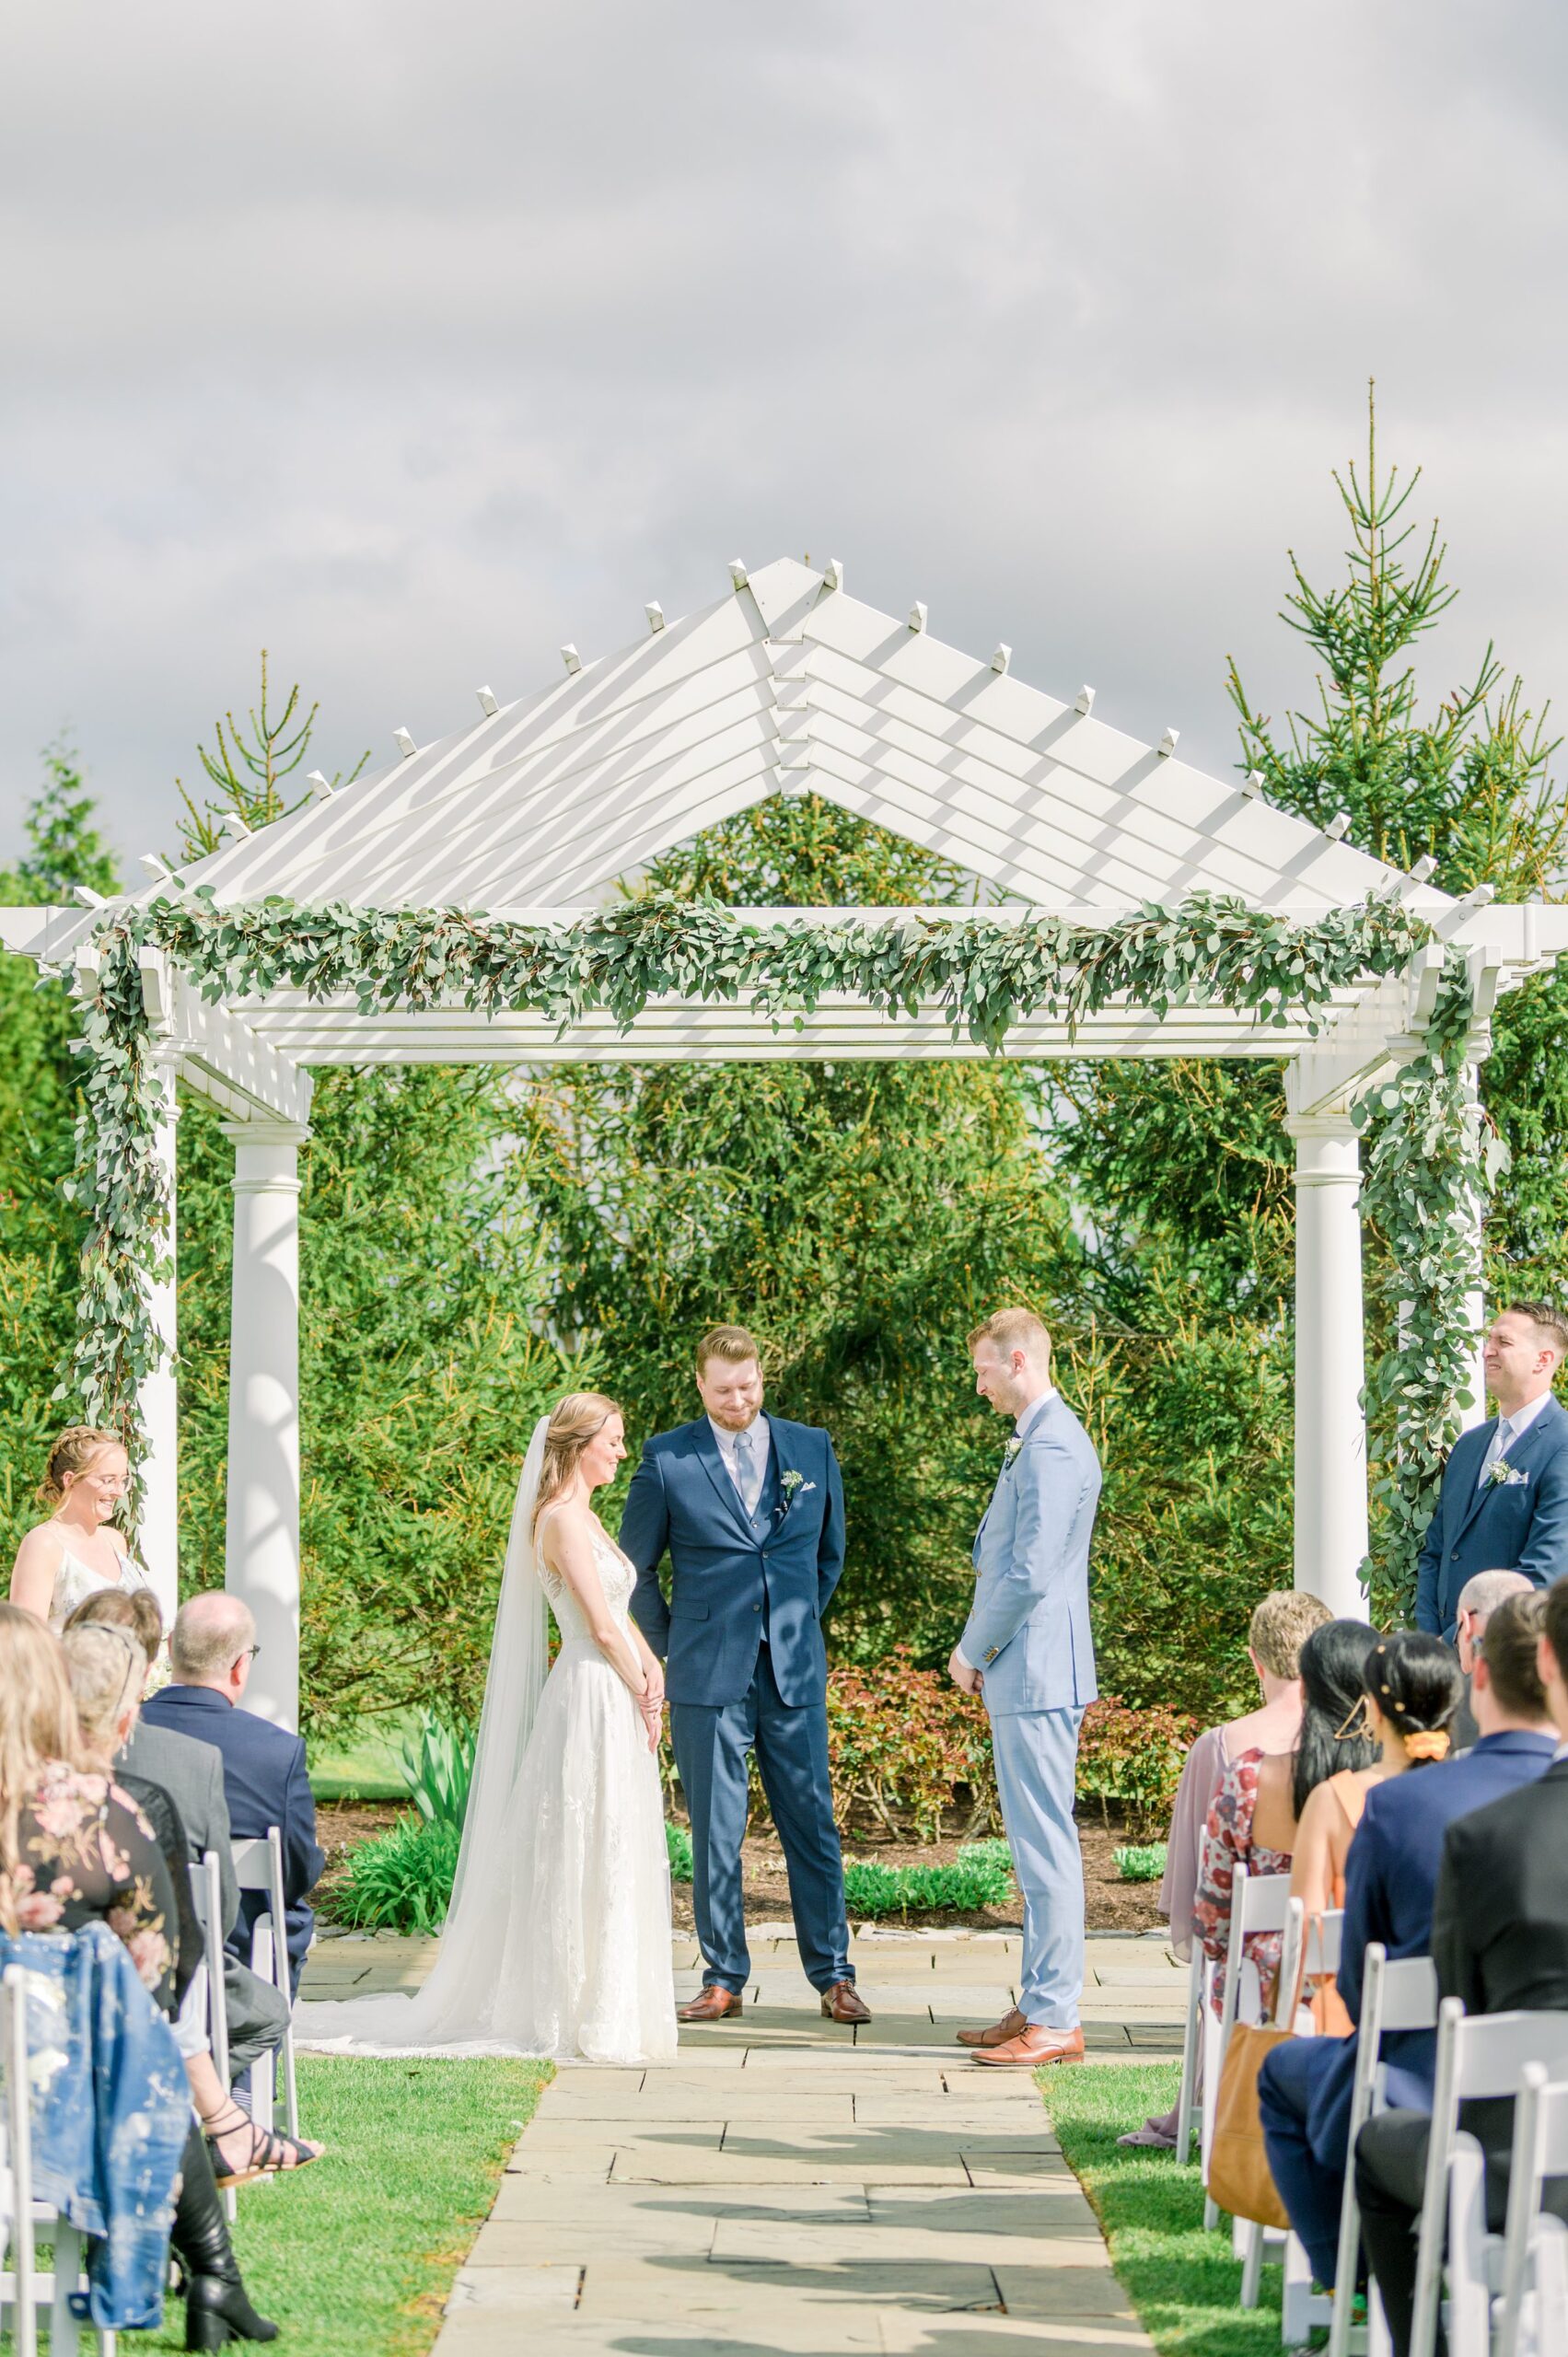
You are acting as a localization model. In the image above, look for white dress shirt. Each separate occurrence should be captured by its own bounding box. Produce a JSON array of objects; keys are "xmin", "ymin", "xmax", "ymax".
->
[
  {"xmin": 709, "ymin": 1412, "xmax": 772, "ymax": 1519},
  {"xmin": 1477, "ymin": 1387, "xmax": 1553, "ymax": 1488}
]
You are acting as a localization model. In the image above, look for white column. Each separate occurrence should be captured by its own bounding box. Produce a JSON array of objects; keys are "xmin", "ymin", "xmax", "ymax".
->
[
  {"xmin": 1457, "ymin": 1058, "xmax": 1488, "ymax": 1433},
  {"xmin": 222, "ymin": 1120, "xmax": 309, "ymax": 1731},
  {"xmin": 136, "ymin": 1050, "xmax": 180, "ymax": 1629},
  {"xmin": 1285, "ymin": 1097, "xmax": 1370, "ymax": 1614}
]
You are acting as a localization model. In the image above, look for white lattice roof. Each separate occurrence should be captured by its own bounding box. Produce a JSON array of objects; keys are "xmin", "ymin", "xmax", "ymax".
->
[{"xmin": 173, "ymin": 557, "xmax": 1430, "ymax": 916}]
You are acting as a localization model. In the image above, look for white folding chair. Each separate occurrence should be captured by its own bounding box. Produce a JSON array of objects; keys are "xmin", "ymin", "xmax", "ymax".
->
[
  {"xmin": 1238, "ymin": 1899, "xmax": 1345, "ymax": 2335},
  {"xmin": 230, "ymin": 1829, "xmax": 298, "ymax": 2144},
  {"xmin": 1409, "ymin": 2004, "xmax": 1568, "ymax": 2357},
  {"xmin": 187, "ymin": 1851, "xmax": 235, "ymax": 2222},
  {"xmin": 0, "ymin": 1963, "xmax": 117, "ymax": 2357},
  {"xmin": 1327, "ymin": 1945, "xmax": 1440, "ymax": 2357},
  {"xmin": 1175, "ymin": 1944, "xmax": 1211, "ymax": 2166},
  {"xmin": 1495, "ymin": 2061, "xmax": 1568, "ymax": 2357},
  {"xmin": 1203, "ymin": 1863, "xmax": 1292, "ymax": 2233}
]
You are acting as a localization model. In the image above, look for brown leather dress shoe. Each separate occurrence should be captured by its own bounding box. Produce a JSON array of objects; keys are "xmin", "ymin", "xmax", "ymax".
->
[
  {"xmin": 819, "ymin": 1980, "xmax": 872, "ymax": 2025},
  {"xmin": 677, "ymin": 1986, "xmax": 746, "ymax": 2023},
  {"xmin": 970, "ymin": 2023, "xmax": 1085, "ymax": 2069},
  {"xmin": 956, "ymin": 2006, "xmax": 1028, "ymax": 2049}
]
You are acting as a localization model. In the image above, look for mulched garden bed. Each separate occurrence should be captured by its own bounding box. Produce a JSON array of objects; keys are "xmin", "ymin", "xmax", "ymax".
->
[{"xmin": 314, "ymin": 1798, "xmax": 1166, "ymax": 1935}]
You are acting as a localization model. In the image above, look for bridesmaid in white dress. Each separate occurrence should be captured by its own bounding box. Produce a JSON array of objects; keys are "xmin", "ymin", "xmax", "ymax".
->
[
  {"xmin": 301, "ymin": 1391, "xmax": 677, "ymax": 2064},
  {"xmin": 8, "ymin": 1425, "xmax": 157, "ymax": 1635}
]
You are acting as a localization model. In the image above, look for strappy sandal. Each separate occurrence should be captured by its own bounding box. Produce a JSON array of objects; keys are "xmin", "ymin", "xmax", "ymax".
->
[
  {"xmin": 202, "ymin": 2099, "xmax": 323, "ymax": 2186},
  {"xmin": 254, "ymin": 2126, "xmax": 323, "ymax": 2172},
  {"xmin": 201, "ymin": 2101, "xmax": 267, "ymax": 2191}
]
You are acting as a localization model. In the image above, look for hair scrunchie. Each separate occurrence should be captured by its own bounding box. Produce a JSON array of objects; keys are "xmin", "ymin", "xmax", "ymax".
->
[{"xmin": 1402, "ymin": 1730, "xmax": 1451, "ymax": 1762}]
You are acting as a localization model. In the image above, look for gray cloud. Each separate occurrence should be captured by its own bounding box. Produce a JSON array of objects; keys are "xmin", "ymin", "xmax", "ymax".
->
[{"xmin": 3, "ymin": 0, "xmax": 1566, "ymax": 867}]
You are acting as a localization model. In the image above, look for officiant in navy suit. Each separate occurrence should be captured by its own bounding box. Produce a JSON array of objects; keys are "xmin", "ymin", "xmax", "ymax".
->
[
  {"xmin": 1414, "ymin": 1300, "xmax": 1568, "ymax": 1642},
  {"xmin": 621, "ymin": 1325, "xmax": 869, "ymax": 2025}
]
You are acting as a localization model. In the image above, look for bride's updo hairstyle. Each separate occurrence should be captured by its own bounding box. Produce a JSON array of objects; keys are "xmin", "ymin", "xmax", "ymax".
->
[
  {"xmin": 531, "ymin": 1392, "xmax": 623, "ymax": 1535},
  {"xmin": 37, "ymin": 1425, "xmax": 124, "ymax": 1508}
]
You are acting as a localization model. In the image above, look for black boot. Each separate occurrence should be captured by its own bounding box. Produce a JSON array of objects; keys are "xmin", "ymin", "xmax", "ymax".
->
[{"xmin": 170, "ymin": 2124, "xmax": 279, "ymax": 2349}]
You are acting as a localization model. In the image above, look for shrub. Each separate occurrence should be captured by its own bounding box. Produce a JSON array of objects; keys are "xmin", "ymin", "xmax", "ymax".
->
[
  {"xmin": 1113, "ymin": 1842, "xmax": 1168, "ymax": 1883},
  {"xmin": 666, "ymin": 1820, "xmax": 693, "ymax": 1882},
  {"xmin": 842, "ymin": 1840, "xmax": 1016, "ymax": 1920},
  {"xmin": 826, "ymin": 1647, "xmax": 997, "ymax": 1840},
  {"xmin": 336, "ymin": 1812, "xmax": 459, "ymax": 1933},
  {"xmin": 400, "ymin": 1710, "xmax": 477, "ymax": 1836},
  {"xmin": 1076, "ymin": 1696, "xmax": 1195, "ymax": 1835}
]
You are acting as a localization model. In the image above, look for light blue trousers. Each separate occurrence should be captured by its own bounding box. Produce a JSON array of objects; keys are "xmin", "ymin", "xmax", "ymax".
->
[{"xmin": 988, "ymin": 1705, "xmax": 1086, "ymax": 2029}]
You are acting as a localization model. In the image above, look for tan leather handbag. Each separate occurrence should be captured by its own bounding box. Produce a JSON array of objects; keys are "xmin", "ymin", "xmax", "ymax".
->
[{"xmin": 1207, "ymin": 2016, "xmax": 1294, "ymax": 2229}]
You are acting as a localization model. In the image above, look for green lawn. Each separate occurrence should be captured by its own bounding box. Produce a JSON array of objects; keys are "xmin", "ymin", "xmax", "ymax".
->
[
  {"xmin": 125, "ymin": 2054, "xmax": 551, "ymax": 2357},
  {"xmin": 308, "ymin": 1713, "xmax": 417, "ymax": 1803},
  {"xmin": 1042, "ymin": 2061, "xmax": 1286, "ymax": 2357}
]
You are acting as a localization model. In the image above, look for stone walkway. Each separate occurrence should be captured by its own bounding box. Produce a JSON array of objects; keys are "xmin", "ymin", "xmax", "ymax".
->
[{"xmin": 301, "ymin": 1928, "xmax": 1185, "ymax": 2356}]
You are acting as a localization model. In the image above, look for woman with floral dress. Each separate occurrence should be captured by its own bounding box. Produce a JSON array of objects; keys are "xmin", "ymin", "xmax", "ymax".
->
[
  {"xmin": 0, "ymin": 1603, "xmax": 277, "ymax": 2350},
  {"xmin": 1194, "ymin": 1620, "xmax": 1381, "ymax": 2017}
]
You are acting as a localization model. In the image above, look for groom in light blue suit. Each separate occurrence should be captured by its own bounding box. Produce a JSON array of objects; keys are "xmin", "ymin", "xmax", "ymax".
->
[{"xmin": 951, "ymin": 1307, "xmax": 1100, "ymax": 2067}]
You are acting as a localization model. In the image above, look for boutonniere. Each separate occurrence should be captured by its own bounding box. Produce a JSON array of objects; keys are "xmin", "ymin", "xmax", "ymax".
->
[
  {"xmin": 1003, "ymin": 1437, "xmax": 1024, "ymax": 1471},
  {"xmin": 1484, "ymin": 1458, "xmax": 1529, "ymax": 1489},
  {"xmin": 779, "ymin": 1469, "xmax": 817, "ymax": 1515}
]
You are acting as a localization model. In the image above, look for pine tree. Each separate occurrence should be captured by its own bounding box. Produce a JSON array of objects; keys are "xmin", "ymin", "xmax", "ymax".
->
[{"xmin": 0, "ymin": 745, "xmax": 121, "ymax": 1553}]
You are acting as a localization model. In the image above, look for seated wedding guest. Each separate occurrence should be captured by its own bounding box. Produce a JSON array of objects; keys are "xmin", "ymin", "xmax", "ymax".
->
[
  {"xmin": 141, "ymin": 1594, "xmax": 326, "ymax": 1991},
  {"xmin": 8, "ymin": 1424, "xmax": 158, "ymax": 1634},
  {"xmin": 1260, "ymin": 1595, "xmax": 1555, "ymax": 2302},
  {"xmin": 1193, "ymin": 1619, "xmax": 1380, "ymax": 2014},
  {"xmin": 1447, "ymin": 1567, "xmax": 1533, "ymax": 1750},
  {"xmin": 1289, "ymin": 1629, "xmax": 1460, "ymax": 1923},
  {"xmin": 1121, "ymin": 1588, "xmax": 1331, "ymax": 2148},
  {"xmin": 0, "ymin": 1604, "xmax": 277, "ymax": 2349},
  {"xmin": 62, "ymin": 1612, "xmax": 314, "ymax": 2181},
  {"xmin": 1353, "ymin": 1582, "xmax": 1568, "ymax": 2357}
]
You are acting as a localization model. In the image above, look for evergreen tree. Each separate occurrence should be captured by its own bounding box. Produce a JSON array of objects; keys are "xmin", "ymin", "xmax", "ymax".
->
[
  {"xmin": 0, "ymin": 745, "xmax": 120, "ymax": 1554},
  {"xmin": 170, "ymin": 662, "xmax": 576, "ymax": 1731}
]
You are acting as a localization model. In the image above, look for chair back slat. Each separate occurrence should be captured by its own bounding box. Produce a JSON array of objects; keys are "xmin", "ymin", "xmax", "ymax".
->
[
  {"xmin": 1452, "ymin": 2010, "xmax": 1568, "ymax": 2101},
  {"xmin": 1496, "ymin": 2065, "xmax": 1568, "ymax": 2357},
  {"xmin": 1412, "ymin": 2009, "xmax": 1568, "ymax": 2357},
  {"xmin": 2, "ymin": 1965, "xmax": 38, "ymax": 2357},
  {"xmin": 1377, "ymin": 1954, "xmax": 1439, "ymax": 2034},
  {"xmin": 1328, "ymin": 1946, "xmax": 1440, "ymax": 2357}
]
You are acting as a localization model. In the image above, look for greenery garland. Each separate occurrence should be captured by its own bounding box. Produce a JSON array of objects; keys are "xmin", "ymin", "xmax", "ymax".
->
[{"xmin": 60, "ymin": 888, "xmax": 1490, "ymax": 1613}]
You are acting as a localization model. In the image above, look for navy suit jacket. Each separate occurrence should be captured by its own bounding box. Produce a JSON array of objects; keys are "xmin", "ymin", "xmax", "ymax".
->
[
  {"xmin": 139, "ymin": 1683, "xmax": 326, "ymax": 1974},
  {"xmin": 1415, "ymin": 1393, "xmax": 1568, "ymax": 1638},
  {"xmin": 621, "ymin": 1416, "xmax": 845, "ymax": 1709},
  {"xmin": 1301, "ymin": 1729, "xmax": 1557, "ymax": 2165}
]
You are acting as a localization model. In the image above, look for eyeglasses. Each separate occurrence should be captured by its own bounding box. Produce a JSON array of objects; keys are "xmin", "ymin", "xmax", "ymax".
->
[{"xmin": 233, "ymin": 1645, "xmax": 261, "ymax": 1667}]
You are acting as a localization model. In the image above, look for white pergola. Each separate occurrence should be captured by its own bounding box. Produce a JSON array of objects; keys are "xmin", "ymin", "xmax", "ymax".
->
[{"xmin": 6, "ymin": 555, "xmax": 1565, "ymax": 1729}]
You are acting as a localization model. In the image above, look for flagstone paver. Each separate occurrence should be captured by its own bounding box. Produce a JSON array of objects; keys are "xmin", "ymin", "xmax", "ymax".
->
[{"xmin": 302, "ymin": 1928, "xmax": 1179, "ymax": 2355}]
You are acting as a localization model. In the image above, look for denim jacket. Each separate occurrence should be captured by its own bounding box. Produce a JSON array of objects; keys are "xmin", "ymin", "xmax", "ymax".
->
[{"xmin": 1, "ymin": 1923, "xmax": 190, "ymax": 2329}]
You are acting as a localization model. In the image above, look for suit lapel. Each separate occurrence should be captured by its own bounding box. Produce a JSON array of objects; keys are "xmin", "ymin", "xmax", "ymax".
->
[
  {"xmin": 1449, "ymin": 1420, "xmax": 1500, "ymax": 1549},
  {"xmin": 690, "ymin": 1420, "xmax": 755, "ymax": 1544},
  {"xmin": 1453, "ymin": 1402, "xmax": 1559, "ymax": 1547},
  {"xmin": 761, "ymin": 1424, "xmax": 794, "ymax": 1550}
]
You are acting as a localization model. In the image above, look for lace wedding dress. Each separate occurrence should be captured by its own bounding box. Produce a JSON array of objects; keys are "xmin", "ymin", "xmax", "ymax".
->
[{"xmin": 299, "ymin": 1419, "xmax": 676, "ymax": 2063}]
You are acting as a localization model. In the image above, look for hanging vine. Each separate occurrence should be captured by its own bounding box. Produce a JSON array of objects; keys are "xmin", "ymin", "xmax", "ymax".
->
[{"xmin": 58, "ymin": 887, "xmax": 1488, "ymax": 1612}]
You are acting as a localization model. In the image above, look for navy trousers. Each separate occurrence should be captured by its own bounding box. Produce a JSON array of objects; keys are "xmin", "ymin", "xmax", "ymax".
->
[
  {"xmin": 1259, "ymin": 2036, "xmax": 1346, "ymax": 2291},
  {"xmin": 670, "ymin": 1643, "xmax": 853, "ymax": 1995}
]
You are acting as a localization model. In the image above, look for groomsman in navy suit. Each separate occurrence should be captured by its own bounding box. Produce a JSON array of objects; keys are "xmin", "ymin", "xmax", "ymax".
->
[
  {"xmin": 621, "ymin": 1325, "xmax": 868, "ymax": 2025},
  {"xmin": 1415, "ymin": 1300, "xmax": 1568, "ymax": 1641}
]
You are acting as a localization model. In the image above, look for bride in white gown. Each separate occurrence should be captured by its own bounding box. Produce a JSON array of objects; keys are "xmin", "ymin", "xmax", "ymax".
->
[{"xmin": 300, "ymin": 1392, "xmax": 677, "ymax": 2063}]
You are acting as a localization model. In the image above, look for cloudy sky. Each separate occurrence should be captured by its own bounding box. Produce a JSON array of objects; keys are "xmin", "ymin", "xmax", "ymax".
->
[{"xmin": 3, "ymin": 1, "xmax": 1566, "ymax": 870}]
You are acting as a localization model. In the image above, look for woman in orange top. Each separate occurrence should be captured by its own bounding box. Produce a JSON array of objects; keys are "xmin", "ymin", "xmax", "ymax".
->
[{"xmin": 1288, "ymin": 1630, "xmax": 1462, "ymax": 2028}]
